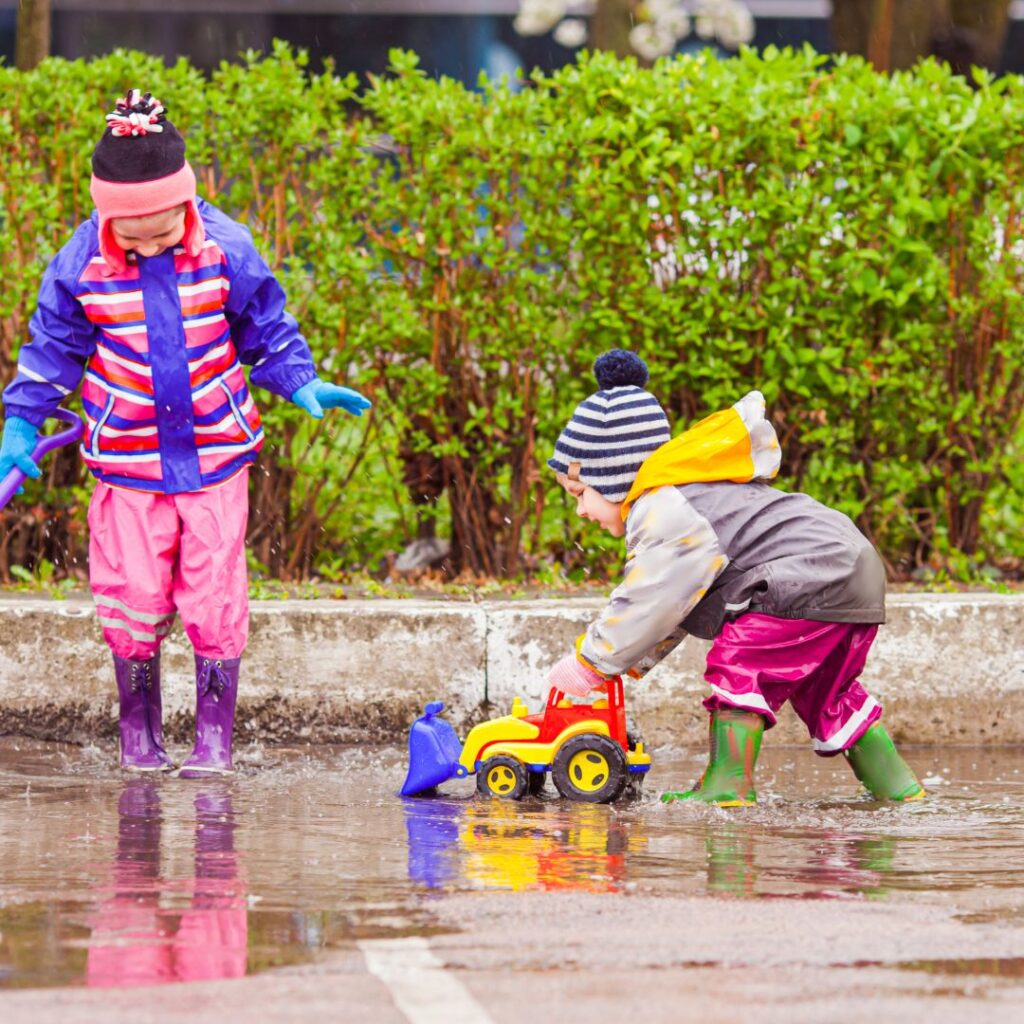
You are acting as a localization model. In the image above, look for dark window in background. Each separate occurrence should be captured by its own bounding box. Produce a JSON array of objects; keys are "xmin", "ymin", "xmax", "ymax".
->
[
  {"xmin": 751, "ymin": 16, "xmax": 833, "ymax": 53},
  {"xmin": 0, "ymin": 10, "xmax": 14, "ymax": 60},
  {"xmin": 12, "ymin": 13, "xmax": 575, "ymax": 81},
  {"xmin": 1, "ymin": 11, "xmax": 1022, "ymax": 79}
]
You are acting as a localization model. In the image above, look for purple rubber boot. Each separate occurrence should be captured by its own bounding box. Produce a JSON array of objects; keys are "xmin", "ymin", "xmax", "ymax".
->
[
  {"xmin": 114, "ymin": 654, "xmax": 175, "ymax": 772},
  {"xmin": 176, "ymin": 656, "xmax": 241, "ymax": 779}
]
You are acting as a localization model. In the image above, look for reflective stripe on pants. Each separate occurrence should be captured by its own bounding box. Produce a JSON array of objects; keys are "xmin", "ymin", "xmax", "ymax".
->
[{"xmin": 88, "ymin": 470, "xmax": 250, "ymax": 660}]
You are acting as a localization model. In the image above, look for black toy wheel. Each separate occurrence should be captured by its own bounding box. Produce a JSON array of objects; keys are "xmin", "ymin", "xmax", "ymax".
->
[
  {"xmin": 551, "ymin": 734, "xmax": 628, "ymax": 804},
  {"xmin": 476, "ymin": 756, "xmax": 529, "ymax": 800}
]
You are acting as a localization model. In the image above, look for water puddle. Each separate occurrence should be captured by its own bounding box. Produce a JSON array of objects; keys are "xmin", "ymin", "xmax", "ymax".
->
[{"xmin": 1, "ymin": 739, "xmax": 1022, "ymax": 989}]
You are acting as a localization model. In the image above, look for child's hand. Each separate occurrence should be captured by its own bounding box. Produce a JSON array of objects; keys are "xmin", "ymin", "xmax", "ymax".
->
[
  {"xmin": 548, "ymin": 654, "xmax": 607, "ymax": 697},
  {"xmin": 290, "ymin": 379, "xmax": 372, "ymax": 419},
  {"xmin": 0, "ymin": 416, "xmax": 42, "ymax": 485}
]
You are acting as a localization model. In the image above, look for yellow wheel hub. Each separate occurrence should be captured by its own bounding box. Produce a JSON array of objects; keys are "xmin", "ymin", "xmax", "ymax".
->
[
  {"xmin": 486, "ymin": 764, "xmax": 520, "ymax": 795},
  {"xmin": 566, "ymin": 749, "xmax": 611, "ymax": 793}
]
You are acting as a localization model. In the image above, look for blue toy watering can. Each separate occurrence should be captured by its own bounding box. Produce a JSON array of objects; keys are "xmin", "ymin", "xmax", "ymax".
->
[
  {"xmin": 0, "ymin": 408, "xmax": 84, "ymax": 511},
  {"xmin": 399, "ymin": 701, "xmax": 467, "ymax": 797}
]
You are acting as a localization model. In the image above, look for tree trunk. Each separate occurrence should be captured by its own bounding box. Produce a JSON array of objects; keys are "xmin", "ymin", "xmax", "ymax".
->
[
  {"xmin": 15, "ymin": 0, "xmax": 51, "ymax": 71},
  {"xmin": 831, "ymin": 0, "xmax": 949, "ymax": 70},
  {"xmin": 866, "ymin": 0, "xmax": 895, "ymax": 69},
  {"xmin": 831, "ymin": 0, "xmax": 1010, "ymax": 71},
  {"xmin": 948, "ymin": 0, "xmax": 1011, "ymax": 69},
  {"xmin": 591, "ymin": 0, "xmax": 635, "ymax": 58}
]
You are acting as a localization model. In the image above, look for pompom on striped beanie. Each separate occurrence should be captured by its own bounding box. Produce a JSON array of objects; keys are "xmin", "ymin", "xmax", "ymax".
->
[{"xmin": 547, "ymin": 350, "xmax": 671, "ymax": 503}]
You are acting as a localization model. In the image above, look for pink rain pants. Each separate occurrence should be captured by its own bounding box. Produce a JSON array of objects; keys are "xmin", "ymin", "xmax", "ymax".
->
[
  {"xmin": 88, "ymin": 469, "xmax": 250, "ymax": 661},
  {"xmin": 86, "ymin": 886, "xmax": 248, "ymax": 987},
  {"xmin": 702, "ymin": 613, "xmax": 882, "ymax": 755},
  {"xmin": 86, "ymin": 791, "xmax": 247, "ymax": 988}
]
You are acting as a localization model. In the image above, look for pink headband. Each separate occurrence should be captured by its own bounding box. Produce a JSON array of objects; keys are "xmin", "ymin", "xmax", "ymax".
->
[{"xmin": 89, "ymin": 163, "xmax": 205, "ymax": 273}]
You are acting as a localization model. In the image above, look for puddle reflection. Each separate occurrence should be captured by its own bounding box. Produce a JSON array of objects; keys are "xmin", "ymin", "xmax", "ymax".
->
[
  {"xmin": 86, "ymin": 782, "xmax": 247, "ymax": 987},
  {"xmin": 403, "ymin": 797, "xmax": 902, "ymax": 900},
  {"xmin": 403, "ymin": 797, "xmax": 646, "ymax": 893},
  {"xmin": 704, "ymin": 826, "xmax": 896, "ymax": 898}
]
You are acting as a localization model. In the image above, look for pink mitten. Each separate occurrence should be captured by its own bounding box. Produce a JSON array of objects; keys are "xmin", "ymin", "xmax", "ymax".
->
[{"xmin": 548, "ymin": 654, "xmax": 606, "ymax": 697}]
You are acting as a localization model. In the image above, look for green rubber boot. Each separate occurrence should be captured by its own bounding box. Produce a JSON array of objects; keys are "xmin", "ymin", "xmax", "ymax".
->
[
  {"xmin": 844, "ymin": 723, "xmax": 926, "ymax": 802},
  {"xmin": 662, "ymin": 709, "xmax": 765, "ymax": 807}
]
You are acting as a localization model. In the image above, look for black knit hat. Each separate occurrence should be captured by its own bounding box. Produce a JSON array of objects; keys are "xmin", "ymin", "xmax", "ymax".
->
[
  {"xmin": 89, "ymin": 88, "xmax": 203, "ymax": 273},
  {"xmin": 91, "ymin": 89, "xmax": 186, "ymax": 184}
]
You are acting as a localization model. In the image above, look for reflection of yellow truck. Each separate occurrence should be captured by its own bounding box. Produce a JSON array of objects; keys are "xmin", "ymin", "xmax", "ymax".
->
[
  {"xmin": 401, "ymin": 677, "xmax": 650, "ymax": 804},
  {"xmin": 460, "ymin": 804, "xmax": 648, "ymax": 892}
]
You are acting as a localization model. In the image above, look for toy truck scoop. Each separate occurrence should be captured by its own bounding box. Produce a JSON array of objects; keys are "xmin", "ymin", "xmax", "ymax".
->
[
  {"xmin": 400, "ymin": 677, "xmax": 650, "ymax": 804},
  {"xmin": 0, "ymin": 408, "xmax": 84, "ymax": 511}
]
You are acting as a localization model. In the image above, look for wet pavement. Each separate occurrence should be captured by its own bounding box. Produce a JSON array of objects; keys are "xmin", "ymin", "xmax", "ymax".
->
[{"xmin": 1, "ymin": 737, "xmax": 1023, "ymax": 1022}]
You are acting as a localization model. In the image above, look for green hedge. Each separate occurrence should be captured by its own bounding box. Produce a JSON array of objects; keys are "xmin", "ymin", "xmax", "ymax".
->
[{"xmin": 2, "ymin": 43, "xmax": 1022, "ymax": 583}]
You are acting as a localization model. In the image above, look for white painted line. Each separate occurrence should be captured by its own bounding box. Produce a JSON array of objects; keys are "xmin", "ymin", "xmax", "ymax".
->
[{"xmin": 358, "ymin": 936, "xmax": 494, "ymax": 1024}]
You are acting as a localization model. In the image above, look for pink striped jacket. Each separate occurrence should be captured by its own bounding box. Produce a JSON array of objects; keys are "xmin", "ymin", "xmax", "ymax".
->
[{"xmin": 3, "ymin": 201, "xmax": 316, "ymax": 493}]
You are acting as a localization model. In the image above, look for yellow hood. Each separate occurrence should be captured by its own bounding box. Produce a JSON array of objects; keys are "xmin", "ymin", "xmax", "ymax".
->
[{"xmin": 620, "ymin": 391, "xmax": 781, "ymax": 518}]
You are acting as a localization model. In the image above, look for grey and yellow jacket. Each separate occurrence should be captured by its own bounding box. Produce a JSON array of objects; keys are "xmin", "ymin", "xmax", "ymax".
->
[{"xmin": 578, "ymin": 392, "xmax": 886, "ymax": 680}]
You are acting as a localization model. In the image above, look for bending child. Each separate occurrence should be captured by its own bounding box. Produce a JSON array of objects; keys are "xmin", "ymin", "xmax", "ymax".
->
[
  {"xmin": 0, "ymin": 90, "xmax": 370, "ymax": 776},
  {"xmin": 546, "ymin": 349, "xmax": 923, "ymax": 805}
]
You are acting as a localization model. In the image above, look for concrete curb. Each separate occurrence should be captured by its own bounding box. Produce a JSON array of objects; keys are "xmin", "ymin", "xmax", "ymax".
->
[{"xmin": 0, "ymin": 594, "xmax": 1021, "ymax": 748}]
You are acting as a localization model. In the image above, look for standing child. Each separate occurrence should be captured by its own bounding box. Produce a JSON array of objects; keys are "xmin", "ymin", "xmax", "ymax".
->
[
  {"xmin": 546, "ymin": 349, "xmax": 923, "ymax": 805},
  {"xmin": 0, "ymin": 90, "xmax": 370, "ymax": 777}
]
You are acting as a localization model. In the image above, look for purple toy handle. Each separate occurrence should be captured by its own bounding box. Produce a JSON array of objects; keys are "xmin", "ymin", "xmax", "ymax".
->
[{"xmin": 0, "ymin": 408, "xmax": 84, "ymax": 511}]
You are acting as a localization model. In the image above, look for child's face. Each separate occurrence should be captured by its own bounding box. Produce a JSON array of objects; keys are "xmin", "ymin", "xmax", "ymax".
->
[
  {"xmin": 110, "ymin": 204, "xmax": 187, "ymax": 258},
  {"xmin": 556, "ymin": 473, "xmax": 625, "ymax": 538}
]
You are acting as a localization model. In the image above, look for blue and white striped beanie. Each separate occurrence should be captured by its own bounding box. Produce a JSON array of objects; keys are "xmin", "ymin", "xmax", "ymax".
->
[{"xmin": 547, "ymin": 350, "xmax": 672, "ymax": 502}]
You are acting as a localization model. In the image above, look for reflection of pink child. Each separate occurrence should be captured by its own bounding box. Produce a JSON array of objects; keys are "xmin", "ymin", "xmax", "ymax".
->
[
  {"xmin": 171, "ymin": 788, "xmax": 247, "ymax": 981},
  {"xmin": 546, "ymin": 350, "xmax": 924, "ymax": 806},
  {"xmin": 86, "ymin": 784, "xmax": 246, "ymax": 987},
  {"xmin": 86, "ymin": 784, "xmax": 171, "ymax": 987},
  {"xmin": 0, "ymin": 90, "xmax": 370, "ymax": 776}
]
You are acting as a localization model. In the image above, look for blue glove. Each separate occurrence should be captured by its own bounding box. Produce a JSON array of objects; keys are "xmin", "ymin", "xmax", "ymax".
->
[
  {"xmin": 0, "ymin": 416, "xmax": 42, "ymax": 482},
  {"xmin": 290, "ymin": 378, "xmax": 372, "ymax": 419}
]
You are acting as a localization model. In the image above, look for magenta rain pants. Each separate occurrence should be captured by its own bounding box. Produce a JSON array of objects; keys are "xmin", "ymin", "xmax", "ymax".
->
[
  {"xmin": 702, "ymin": 613, "xmax": 882, "ymax": 755},
  {"xmin": 88, "ymin": 469, "xmax": 250, "ymax": 662}
]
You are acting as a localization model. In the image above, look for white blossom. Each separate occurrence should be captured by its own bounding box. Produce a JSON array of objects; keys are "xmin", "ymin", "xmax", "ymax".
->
[
  {"xmin": 645, "ymin": 0, "xmax": 681, "ymax": 19},
  {"xmin": 514, "ymin": 0, "xmax": 568, "ymax": 36},
  {"xmin": 629, "ymin": 22, "xmax": 678, "ymax": 61},
  {"xmin": 553, "ymin": 18, "xmax": 588, "ymax": 48},
  {"xmin": 715, "ymin": 2, "xmax": 755, "ymax": 48},
  {"xmin": 658, "ymin": 8, "xmax": 691, "ymax": 41},
  {"xmin": 691, "ymin": 0, "xmax": 754, "ymax": 49},
  {"xmin": 694, "ymin": 16, "xmax": 716, "ymax": 38},
  {"xmin": 514, "ymin": 0, "xmax": 752, "ymax": 57}
]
